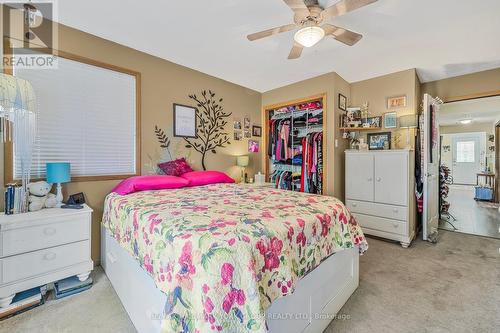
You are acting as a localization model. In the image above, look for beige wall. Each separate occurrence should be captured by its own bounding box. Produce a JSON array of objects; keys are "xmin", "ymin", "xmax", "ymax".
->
[
  {"xmin": 350, "ymin": 69, "xmax": 419, "ymax": 148},
  {"xmin": 261, "ymin": 72, "xmax": 348, "ymax": 200},
  {"xmin": 422, "ymin": 67, "xmax": 500, "ymax": 100},
  {"xmin": 2, "ymin": 17, "xmax": 262, "ymax": 262}
]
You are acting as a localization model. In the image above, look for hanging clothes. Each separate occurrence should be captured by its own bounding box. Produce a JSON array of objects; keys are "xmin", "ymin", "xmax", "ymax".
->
[{"xmin": 268, "ymin": 100, "xmax": 324, "ymax": 194}]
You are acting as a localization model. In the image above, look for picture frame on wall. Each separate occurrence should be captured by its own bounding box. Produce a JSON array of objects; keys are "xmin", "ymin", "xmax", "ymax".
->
[
  {"xmin": 384, "ymin": 112, "xmax": 397, "ymax": 129},
  {"xmin": 248, "ymin": 140, "xmax": 259, "ymax": 153},
  {"xmin": 387, "ymin": 95, "xmax": 407, "ymax": 109},
  {"xmin": 367, "ymin": 132, "xmax": 392, "ymax": 150},
  {"xmin": 173, "ymin": 103, "xmax": 197, "ymax": 138},
  {"xmin": 252, "ymin": 125, "xmax": 261, "ymax": 137},
  {"xmin": 338, "ymin": 93, "xmax": 347, "ymax": 111}
]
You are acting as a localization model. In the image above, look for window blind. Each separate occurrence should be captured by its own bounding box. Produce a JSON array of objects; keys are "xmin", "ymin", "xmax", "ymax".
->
[{"xmin": 13, "ymin": 55, "xmax": 137, "ymax": 179}]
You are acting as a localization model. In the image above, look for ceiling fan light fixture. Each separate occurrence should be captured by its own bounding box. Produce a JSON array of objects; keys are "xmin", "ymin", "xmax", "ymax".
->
[
  {"xmin": 294, "ymin": 26, "xmax": 325, "ymax": 47},
  {"xmin": 459, "ymin": 118, "xmax": 473, "ymax": 125}
]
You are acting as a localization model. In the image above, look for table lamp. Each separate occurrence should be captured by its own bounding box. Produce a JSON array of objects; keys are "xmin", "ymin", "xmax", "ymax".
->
[
  {"xmin": 236, "ymin": 155, "xmax": 249, "ymax": 183},
  {"xmin": 46, "ymin": 162, "xmax": 71, "ymax": 208},
  {"xmin": 399, "ymin": 114, "xmax": 418, "ymax": 149}
]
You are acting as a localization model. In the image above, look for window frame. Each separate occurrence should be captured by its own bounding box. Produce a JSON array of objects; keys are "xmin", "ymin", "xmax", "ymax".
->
[{"xmin": 3, "ymin": 38, "xmax": 142, "ymax": 183}]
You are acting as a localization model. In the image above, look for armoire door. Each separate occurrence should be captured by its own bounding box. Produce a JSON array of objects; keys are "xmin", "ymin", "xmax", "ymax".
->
[
  {"xmin": 374, "ymin": 153, "xmax": 408, "ymax": 206},
  {"xmin": 346, "ymin": 153, "xmax": 374, "ymax": 202}
]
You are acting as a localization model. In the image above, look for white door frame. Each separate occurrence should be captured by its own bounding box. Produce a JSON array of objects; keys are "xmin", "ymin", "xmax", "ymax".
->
[{"xmin": 451, "ymin": 132, "xmax": 486, "ymax": 185}]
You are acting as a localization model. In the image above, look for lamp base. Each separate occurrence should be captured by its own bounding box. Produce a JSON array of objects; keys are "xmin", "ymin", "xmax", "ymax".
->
[{"xmin": 55, "ymin": 183, "xmax": 63, "ymax": 208}]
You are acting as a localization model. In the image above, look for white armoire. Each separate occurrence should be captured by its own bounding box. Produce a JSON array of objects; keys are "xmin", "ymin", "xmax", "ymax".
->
[{"xmin": 345, "ymin": 149, "xmax": 416, "ymax": 248}]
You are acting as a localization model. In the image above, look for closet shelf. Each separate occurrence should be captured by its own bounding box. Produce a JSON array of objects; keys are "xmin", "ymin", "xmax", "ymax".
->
[
  {"xmin": 272, "ymin": 164, "xmax": 302, "ymax": 173},
  {"xmin": 340, "ymin": 127, "xmax": 381, "ymax": 131},
  {"xmin": 271, "ymin": 108, "xmax": 323, "ymax": 120}
]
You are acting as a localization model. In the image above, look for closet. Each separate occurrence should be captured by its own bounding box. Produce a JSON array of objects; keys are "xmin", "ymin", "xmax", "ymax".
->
[{"xmin": 263, "ymin": 94, "xmax": 327, "ymax": 194}]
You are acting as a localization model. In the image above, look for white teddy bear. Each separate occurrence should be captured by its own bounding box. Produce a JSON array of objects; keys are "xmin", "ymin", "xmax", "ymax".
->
[{"xmin": 28, "ymin": 181, "xmax": 58, "ymax": 212}]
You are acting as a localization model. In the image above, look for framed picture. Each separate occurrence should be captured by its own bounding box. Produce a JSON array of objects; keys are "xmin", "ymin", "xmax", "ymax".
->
[
  {"xmin": 248, "ymin": 140, "xmax": 259, "ymax": 153},
  {"xmin": 363, "ymin": 116, "xmax": 381, "ymax": 128},
  {"xmin": 244, "ymin": 117, "xmax": 251, "ymax": 129},
  {"xmin": 384, "ymin": 112, "xmax": 397, "ymax": 129},
  {"xmin": 173, "ymin": 103, "xmax": 197, "ymax": 138},
  {"xmin": 367, "ymin": 132, "xmax": 391, "ymax": 150},
  {"xmin": 387, "ymin": 95, "xmax": 407, "ymax": 109},
  {"xmin": 338, "ymin": 93, "xmax": 347, "ymax": 111},
  {"xmin": 244, "ymin": 129, "xmax": 252, "ymax": 138},
  {"xmin": 234, "ymin": 131, "xmax": 242, "ymax": 141},
  {"xmin": 252, "ymin": 125, "xmax": 261, "ymax": 137},
  {"xmin": 233, "ymin": 119, "xmax": 242, "ymax": 130}
]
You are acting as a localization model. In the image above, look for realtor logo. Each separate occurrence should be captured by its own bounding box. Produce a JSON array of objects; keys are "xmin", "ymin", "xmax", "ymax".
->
[{"xmin": 2, "ymin": 1, "xmax": 58, "ymax": 69}]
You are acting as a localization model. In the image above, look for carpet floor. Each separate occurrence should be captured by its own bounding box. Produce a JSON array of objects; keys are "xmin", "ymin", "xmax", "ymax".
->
[{"xmin": 1, "ymin": 230, "xmax": 499, "ymax": 333}]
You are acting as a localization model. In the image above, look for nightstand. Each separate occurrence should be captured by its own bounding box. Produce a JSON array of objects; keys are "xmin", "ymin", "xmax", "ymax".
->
[{"xmin": 0, "ymin": 205, "xmax": 94, "ymax": 307}]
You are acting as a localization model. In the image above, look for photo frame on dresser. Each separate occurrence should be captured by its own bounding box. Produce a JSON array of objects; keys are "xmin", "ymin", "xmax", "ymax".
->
[{"xmin": 367, "ymin": 132, "xmax": 391, "ymax": 150}]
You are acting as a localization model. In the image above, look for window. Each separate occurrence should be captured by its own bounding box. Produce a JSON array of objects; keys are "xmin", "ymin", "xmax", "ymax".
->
[
  {"xmin": 12, "ymin": 52, "xmax": 140, "ymax": 180},
  {"xmin": 456, "ymin": 141, "xmax": 475, "ymax": 163}
]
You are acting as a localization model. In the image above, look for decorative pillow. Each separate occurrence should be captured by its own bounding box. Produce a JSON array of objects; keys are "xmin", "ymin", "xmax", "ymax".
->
[
  {"xmin": 158, "ymin": 158, "xmax": 193, "ymax": 176},
  {"xmin": 180, "ymin": 170, "xmax": 235, "ymax": 187},
  {"xmin": 112, "ymin": 175, "xmax": 189, "ymax": 195}
]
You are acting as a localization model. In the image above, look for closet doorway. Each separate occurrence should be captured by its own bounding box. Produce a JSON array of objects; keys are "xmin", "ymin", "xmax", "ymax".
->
[
  {"xmin": 262, "ymin": 94, "xmax": 327, "ymax": 194},
  {"xmin": 438, "ymin": 94, "xmax": 500, "ymax": 239}
]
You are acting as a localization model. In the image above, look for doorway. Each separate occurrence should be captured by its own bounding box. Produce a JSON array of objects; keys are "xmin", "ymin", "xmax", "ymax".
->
[
  {"xmin": 438, "ymin": 95, "xmax": 500, "ymax": 239},
  {"xmin": 450, "ymin": 132, "xmax": 485, "ymax": 185}
]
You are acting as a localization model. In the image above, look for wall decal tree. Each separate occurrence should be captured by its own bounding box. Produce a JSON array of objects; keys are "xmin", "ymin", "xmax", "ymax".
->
[{"xmin": 184, "ymin": 90, "xmax": 231, "ymax": 170}]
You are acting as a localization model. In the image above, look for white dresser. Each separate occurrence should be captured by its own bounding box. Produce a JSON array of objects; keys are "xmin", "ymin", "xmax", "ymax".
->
[
  {"xmin": 345, "ymin": 149, "xmax": 416, "ymax": 248},
  {"xmin": 0, "ymin": 205, "xmax": 93, "ymax": 307}
]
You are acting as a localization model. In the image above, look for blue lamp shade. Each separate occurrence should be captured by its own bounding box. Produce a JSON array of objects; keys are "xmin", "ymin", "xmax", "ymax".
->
[{"xmin": 46, "ymin": 162, "xmax": 71, "ymax": 184}]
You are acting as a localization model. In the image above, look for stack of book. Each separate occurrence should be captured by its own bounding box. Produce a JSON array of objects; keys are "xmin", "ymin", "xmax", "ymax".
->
[
  {"xmin": 4, "ymin": 183, "xmax": 28, "ymax": 215},
  {"xmin": 0, "ymin": 286, "xmax": 45, "ymax": 320},
  {"xmin": 54, "ymin": 276, "xmax": 93, "ymax": 299}
]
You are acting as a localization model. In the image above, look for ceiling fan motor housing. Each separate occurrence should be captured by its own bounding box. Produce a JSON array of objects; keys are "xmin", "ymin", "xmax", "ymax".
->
[{"xmin": 294, "ymin": 5, "xmax": 324, "ymax": 26}]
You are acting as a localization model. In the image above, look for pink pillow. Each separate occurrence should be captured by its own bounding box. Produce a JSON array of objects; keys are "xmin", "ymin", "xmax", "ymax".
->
[
  {"xmin": 180, "ymin": 171, "xmax": 235, "ymax": 187},
  {"xmin": 158, "ymin": 158, "xmax": 193, "ymax": 176},
  {"xmin": 112, "ymin": 175, "xmax": 189, "ymax": 195}
]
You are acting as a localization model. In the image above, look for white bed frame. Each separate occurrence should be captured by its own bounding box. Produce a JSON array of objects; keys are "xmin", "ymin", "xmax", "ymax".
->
[{"xmin": 101, "ymin": 226, "xmax": 359, "ymax": 333}]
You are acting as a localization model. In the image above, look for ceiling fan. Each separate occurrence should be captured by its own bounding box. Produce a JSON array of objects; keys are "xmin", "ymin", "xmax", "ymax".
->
[{"xmin": 247, "ymin": 0, "xmax": 378, "ymax": 59}]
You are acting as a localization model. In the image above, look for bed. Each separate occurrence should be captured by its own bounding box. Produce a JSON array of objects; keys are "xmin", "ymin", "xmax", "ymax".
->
[{"xmin": 101, "ymin": 182, "xmax": 367, "ymax": 333}]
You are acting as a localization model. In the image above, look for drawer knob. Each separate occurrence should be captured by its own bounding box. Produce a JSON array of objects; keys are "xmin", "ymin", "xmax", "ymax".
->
[
  {"xmin": 352, "ymin": 203, "xmax": 357, "ymax": 207},
  {"xmin": 376, "ymin": 177, "xmax": 382, "ymax": 182},
  {"xmin": 43, "ymin": 227, "xmax": 57, "ymax": 236},
  {"xmin": 43, "ymin": 252, "xmax": 57, "ymax": 261},
  {"xmin": 392, "ymin": 223, "xmax": 399, "ymax": 228},
  {"xmin": 367, "ymin": 177, "xmax": 373, "ymax": 182},
  {"xmin": 393, "ymin": 208, "xmax": 399, "ymax": 213}
]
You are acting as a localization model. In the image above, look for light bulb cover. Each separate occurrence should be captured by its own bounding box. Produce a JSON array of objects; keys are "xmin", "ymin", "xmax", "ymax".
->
[{"xmin": 294, "ymin": 26, "xmax": 325, "ymax": 48}]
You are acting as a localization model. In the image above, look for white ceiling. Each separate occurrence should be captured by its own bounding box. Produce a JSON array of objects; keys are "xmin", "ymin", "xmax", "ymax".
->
[
  {"xmin": 57, "ymin": 0, "xmax": 500, "ymax": 92},
  {"xmin": 439, "ymin": 95, "xmax": 500, "ymax": 126}
]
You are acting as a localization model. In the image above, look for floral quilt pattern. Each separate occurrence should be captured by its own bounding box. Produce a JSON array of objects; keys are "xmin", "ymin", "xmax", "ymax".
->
[{"xmin": 102, "ymin": 183, "xmax": 368, "ymax": 333}]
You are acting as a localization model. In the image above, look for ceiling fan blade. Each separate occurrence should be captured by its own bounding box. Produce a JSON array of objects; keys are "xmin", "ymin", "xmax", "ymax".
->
[
  {"xmin": 322, "ymin": 24, "xmax": 362, "ymax": 46},
  {"xmin": 288, "ymin": 42, "xmax": 304, "ymax": 59},
  {"xmin": 322, "ymin": 0, "xmax": 378, "ymax": 18},
  {"xmin": 282, "ymin": 0, "xmax": 310, "ymax": 18},
  {"xmin": 247, "ymin": 24, "xmax": 297, "ymax": 41}
]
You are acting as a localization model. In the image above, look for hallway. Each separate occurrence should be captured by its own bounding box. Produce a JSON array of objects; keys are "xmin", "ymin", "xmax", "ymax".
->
[{"xmin": 439, "ymin": 184, "xmax": 500, "ymax": 238}]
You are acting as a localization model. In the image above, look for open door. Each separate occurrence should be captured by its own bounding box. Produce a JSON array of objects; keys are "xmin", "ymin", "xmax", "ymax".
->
[{"xmin": 422, "ymin": 93, "xmax": 441, "ymax": 242}]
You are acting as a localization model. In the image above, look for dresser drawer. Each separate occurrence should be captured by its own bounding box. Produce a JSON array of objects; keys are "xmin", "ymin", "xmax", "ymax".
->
[
  {"xmin": 346, "ymin": 200, "xmax": 407, "ymax": 221},
  {"xmin": 1, "ymin": 240, "xmax": 89, "ymax": 284},
  {"xmin": 1, "ymin": 215, "xmax": 89, "ymax": 257},
  {"xmin": 352, "ymin": 213, "xmax": 406, "ymax": 236}
]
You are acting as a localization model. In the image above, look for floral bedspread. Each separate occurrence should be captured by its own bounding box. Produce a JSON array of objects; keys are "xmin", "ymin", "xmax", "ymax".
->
[{"xmin": 102, "ymin": 183, "xmax": 368, "ymax": 333}]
